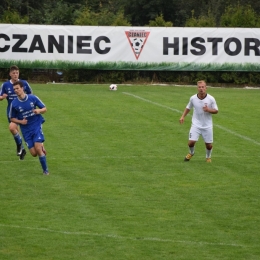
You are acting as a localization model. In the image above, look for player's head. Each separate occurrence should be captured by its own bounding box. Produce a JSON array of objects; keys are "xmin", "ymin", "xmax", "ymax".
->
[
  {"xmin": 197, "ymin": 80, "xmax": 206, "ymax": 86},
  {"xmin": 9, "ymin": 65, "xmax": 20, "ymax": 82},
  {"xmin": 197, "ymin": 80, "xmax": 207, "ymax": 94},
  {"xmin": 13, "ymin": 80, "xmax": 24, "ymax": 95}
]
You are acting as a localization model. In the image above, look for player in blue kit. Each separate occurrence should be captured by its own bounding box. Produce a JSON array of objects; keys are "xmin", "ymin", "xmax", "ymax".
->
[
  {"xmin": 9, "ymin": 81, "xmax": 50, "ymax": 175},
  {"xmin": 0, "ymin": 65, "xmax": 33, "ymax": 160}
]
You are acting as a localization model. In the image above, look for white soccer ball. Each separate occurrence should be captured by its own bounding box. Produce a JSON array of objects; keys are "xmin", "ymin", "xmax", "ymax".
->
[
  {"xmin": 109, "ymin": 84, "xmax": 117, "ymax": 91},
  {"xmin": 132, "ymin": 38, "xmax": 144, "ymax": 52}
]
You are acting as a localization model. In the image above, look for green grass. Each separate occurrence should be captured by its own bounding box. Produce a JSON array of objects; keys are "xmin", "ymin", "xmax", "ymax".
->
[{"xmin": 0, "ymin": 84, "xmax": 260, "ymax": 260}]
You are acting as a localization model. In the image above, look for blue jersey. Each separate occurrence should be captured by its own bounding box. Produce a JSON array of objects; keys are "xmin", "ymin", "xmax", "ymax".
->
[
  {"xmin": 0, "ymin": 79, "xmax": 32, "ymax": 116},
  {"xmin": 9, "ymin": 94, "xmax": 45, "ymax": 133}
]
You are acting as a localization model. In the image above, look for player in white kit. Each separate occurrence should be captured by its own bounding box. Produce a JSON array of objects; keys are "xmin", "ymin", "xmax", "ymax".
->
[{"xmin": 179, "ymin": 80, "xmax": 218, "ymax": 162}]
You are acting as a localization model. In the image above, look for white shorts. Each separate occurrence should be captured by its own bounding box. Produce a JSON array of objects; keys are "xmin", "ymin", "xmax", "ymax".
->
[{"xmin": 189, "ymin": 126, "xmax": 213, "ymax": 143}]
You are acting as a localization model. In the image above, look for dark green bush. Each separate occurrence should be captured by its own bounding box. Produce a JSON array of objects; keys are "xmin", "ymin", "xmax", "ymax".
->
[{"xmin": 1, "ymin": 68, "xmax": 260, "ymax": 86}]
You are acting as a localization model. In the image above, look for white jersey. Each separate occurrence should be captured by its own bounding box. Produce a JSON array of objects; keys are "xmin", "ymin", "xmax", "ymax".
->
[{"xmin": 186, "ymin": 93, "xmax": 218, "ymax": 129}]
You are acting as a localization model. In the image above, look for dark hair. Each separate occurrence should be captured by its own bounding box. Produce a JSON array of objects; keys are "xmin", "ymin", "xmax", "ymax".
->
[
  {"xmin": 10, "ymin": 65, "xmax": 19, "ymax": 72},
  {"xmin": 13, "ymin": 80, "xmax": 24, "ymax": 88}
]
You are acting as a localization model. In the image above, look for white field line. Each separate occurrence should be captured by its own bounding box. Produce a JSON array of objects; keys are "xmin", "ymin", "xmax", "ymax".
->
[
  {"xmin": 123, "ymin": 92, "xmax": 260, "ymax": 146},
  {"xmin": 0, "ymin": 223, "xmax": 245, "ymax": 248}
]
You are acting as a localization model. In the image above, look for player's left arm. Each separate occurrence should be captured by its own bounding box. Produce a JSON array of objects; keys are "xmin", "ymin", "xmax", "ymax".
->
[
  {"xmin": 24, "ymin": 81, "xmax": 33, "ymax": 94},
  {"xmin": 33, "ymin": 107, "xmax": 47, "ymax": 115},
  {"xmin": 205, "ymin": 107, "xmax": 218, "ymax": 114},
  {"xmin": 33, "ymin": 95, "xmax": 47, "ymax": 114},
  {"xmin": 203, "ymin": 98, "xmax": 218, "ymax": 114}
]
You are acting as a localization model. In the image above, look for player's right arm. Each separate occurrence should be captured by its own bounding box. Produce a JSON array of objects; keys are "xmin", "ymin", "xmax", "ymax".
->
[
  {"xmin": 0, "ymin": 93, "xmax": 8, "ymax": 101},
  {"xmin": 10, "ymin": 117, "xmax": 28, "ymax": 125},
  {"xmin": 9, "ymin": 105, "xmax": 27, "ymax": 125},
  {"xmin": 0, "ymin": 84, "xmax": 8, "ymax": 101},
  {"xmin": 179, "ymin": 108, "xmax": 190, "ymax": 124}
]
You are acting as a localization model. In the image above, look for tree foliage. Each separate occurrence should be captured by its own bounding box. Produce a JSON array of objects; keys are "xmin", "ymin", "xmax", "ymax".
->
[
  {"xmin": 220, "ymin": 4, "xmax": 260, "ymax": 27},
  {"xmin": 43, "ymin": 0, "xmax": 78, "ymax": 25},
  {"xmin": 147, "ymin": 13, "xmax": 173, "ymax": 27},
  {"xmin": 74, "ymin": 8, "xmax": 131, "ymax": 26},
  {"xmin": 185, "ymin": 10, "xmax": 216, "ymax": 27},
  {"xmin": 122, "ymin": 0, "xmax": 179, "ymax": 26},
  {"xmin": 74, "ymin": 7, "xmax": 98, "ymax": 26},
  {"xmin": 0, "ymin": 0, "xmax": 260, "ymax": 28},
  {"xmin": 0, "ymin": 10, "xmax": 29, "ymax": 24}
]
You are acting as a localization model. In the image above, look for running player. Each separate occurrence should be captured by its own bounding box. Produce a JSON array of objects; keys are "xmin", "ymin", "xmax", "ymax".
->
[
  {"xmin": 179, "ymin": 80, "xmax": 218, "ymax": 162},
  {"xmin": 0, "ymin": 65, "xmax": 33, "ymax": 159},
  {"xmin": 10, "ymin": 81, "xmax": 49, "ymax": 175}
]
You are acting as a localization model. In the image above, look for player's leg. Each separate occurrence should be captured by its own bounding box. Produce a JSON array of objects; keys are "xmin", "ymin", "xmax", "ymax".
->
[
  {"xmin": 11, "ymin": 124, "xmax": 27, "ymax": 160},
  {"xmin": 9, "ymin": 122, "xmax": 24, "ymax": 155},
  {"xmin": 202, "ymin": 128, "xmax": 213, "ymax": 162},
  {"xmin": 42, "ymin": 143, "xmax": 47, "ymax": 155},
  {"xmin": 40, "ymin": 123, "xmax": 47, "ymax": 155},
  {"xmin": 32, "ymin": 127, "xmax": 49, "ymax": 175},
  {"xmin": 34, "ymin": 142, "xmax": 49, "ymax": 175},
  {"xmin": 28, "ymin": 146, "xmax": 38, "ymax": 157},
  {"xmin": 184, "ymin": 126, "xmax": 200, "ymax": 161},
  {"xmin": 205, "ymin": 143, "xmax": 213, "ymax": 162}
]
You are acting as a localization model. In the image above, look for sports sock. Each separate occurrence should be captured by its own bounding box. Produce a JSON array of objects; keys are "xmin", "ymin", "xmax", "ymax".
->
[
  {"xmin": 14, "ymin": 133, "xmax": 23, "ymax": 147},
  {"xmin": 206, "ymin": 148, "xmax": 213, "ymax": 158},
  {"xmin": 39, "ymin": 155, "xmax": 48, "ymax": 172},
  {"xmin": 189, "ymin": 146, "xmax": 195, "ymax": 155}
]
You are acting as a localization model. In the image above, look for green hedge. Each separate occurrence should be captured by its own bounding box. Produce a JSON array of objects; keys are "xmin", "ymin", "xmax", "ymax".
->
[{"xmin": 1, "ymin": 68, "xmax": 260, "ymax": 86}]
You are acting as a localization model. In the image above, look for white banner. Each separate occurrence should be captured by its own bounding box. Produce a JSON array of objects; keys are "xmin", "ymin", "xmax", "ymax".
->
[{"xmin": 0, "ymin": 24, "xmax": 260, "ymax": 71}]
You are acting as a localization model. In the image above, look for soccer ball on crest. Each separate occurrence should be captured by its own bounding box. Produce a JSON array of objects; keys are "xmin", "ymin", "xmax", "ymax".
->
[
  {"xmin": 132, "ymin": 38, "xmax": 144, "ymax": 52},
  {"xmin": 109, "ymin": 84, "xmax": 117, "ymax": 91}
]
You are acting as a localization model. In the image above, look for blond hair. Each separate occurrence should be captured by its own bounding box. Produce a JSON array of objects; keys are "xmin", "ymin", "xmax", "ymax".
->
[{"xmin": 197, "ymin": 80, "xmax": 206, "ymax": 85}]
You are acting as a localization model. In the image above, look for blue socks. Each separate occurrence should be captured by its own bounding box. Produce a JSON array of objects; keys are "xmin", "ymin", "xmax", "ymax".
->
[
  {"xmin": 39, "ymin": 155, "xmax": 48, "ymax": 172},
  {"xmin": 14, "ymin": 133, "xmax": 23, "ymax": 147}
]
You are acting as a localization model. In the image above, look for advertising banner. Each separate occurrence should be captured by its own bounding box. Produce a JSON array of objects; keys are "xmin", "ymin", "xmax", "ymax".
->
[{"xmin": 0, "ymin": 24, "xmax": 260, "ymax": 71}]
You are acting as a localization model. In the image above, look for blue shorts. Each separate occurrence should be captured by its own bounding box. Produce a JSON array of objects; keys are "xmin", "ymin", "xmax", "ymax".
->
[{"xmin": 22, "ymin": 125, "xmax": 45, "ymax": 149}]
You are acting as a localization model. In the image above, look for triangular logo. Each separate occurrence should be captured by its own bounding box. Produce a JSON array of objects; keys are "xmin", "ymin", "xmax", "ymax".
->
[{"xmin": 125, "ymin": 30, "xmax": 150, "ymax": 60}]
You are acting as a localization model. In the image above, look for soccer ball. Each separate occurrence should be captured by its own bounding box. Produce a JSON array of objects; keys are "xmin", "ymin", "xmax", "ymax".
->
[
  {"xmin": 109, "ymin": 84, "xmax": 117, "ymax": 91},
  {"xmin": 132, "ymin": 38, "xmax": 144, "ymax": 52}
]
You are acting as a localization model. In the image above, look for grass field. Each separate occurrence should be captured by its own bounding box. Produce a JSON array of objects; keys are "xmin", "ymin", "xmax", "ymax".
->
[{"xmin": 0, "ymin": 83, "xmax": 260, "ymax": 260}]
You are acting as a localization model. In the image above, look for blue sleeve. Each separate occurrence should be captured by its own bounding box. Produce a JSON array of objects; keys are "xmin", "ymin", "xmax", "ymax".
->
[
  {"xmin": 9, "ymin": 103, "xmax": 18, "ymax": 119},
  {"xmin": 34, "ymin": 95, "xmax": 46, "ymax": 109},
  {"xmin": 23, "ymin": 81, "xmax": 33, "ymax": 94},
  {"xmin": 0, "ymin": 83, "xmax": 5, "ymax": 95}
]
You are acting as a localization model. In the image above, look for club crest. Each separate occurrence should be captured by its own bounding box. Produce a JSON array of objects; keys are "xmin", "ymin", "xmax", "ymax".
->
[{"xmin": 125, "ymin": 30, "xmax": 150, "ymax": 60}]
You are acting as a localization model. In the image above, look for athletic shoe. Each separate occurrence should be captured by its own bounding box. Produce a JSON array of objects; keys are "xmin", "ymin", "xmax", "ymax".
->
[
  {"xmin": 42, "ymin": 145, "xmax": 47, "ymax": 156},
  {"xmin": 184, "ymin": 153, "xmax": 194, "ymax": 161},
  {"xmin": 17, "ymin": 143, "xmax": 22, "ymax": 156},
  {"xmin": 206, "ymin": 158, "xmax": 212, "ymax": 163},
  {"xmin": 19, "ymin": 149, "xmax": 26, "ymax": 160},
  {"xmin": 43, "ymin": 171, "xmax": 49, "ymax": 175}
]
